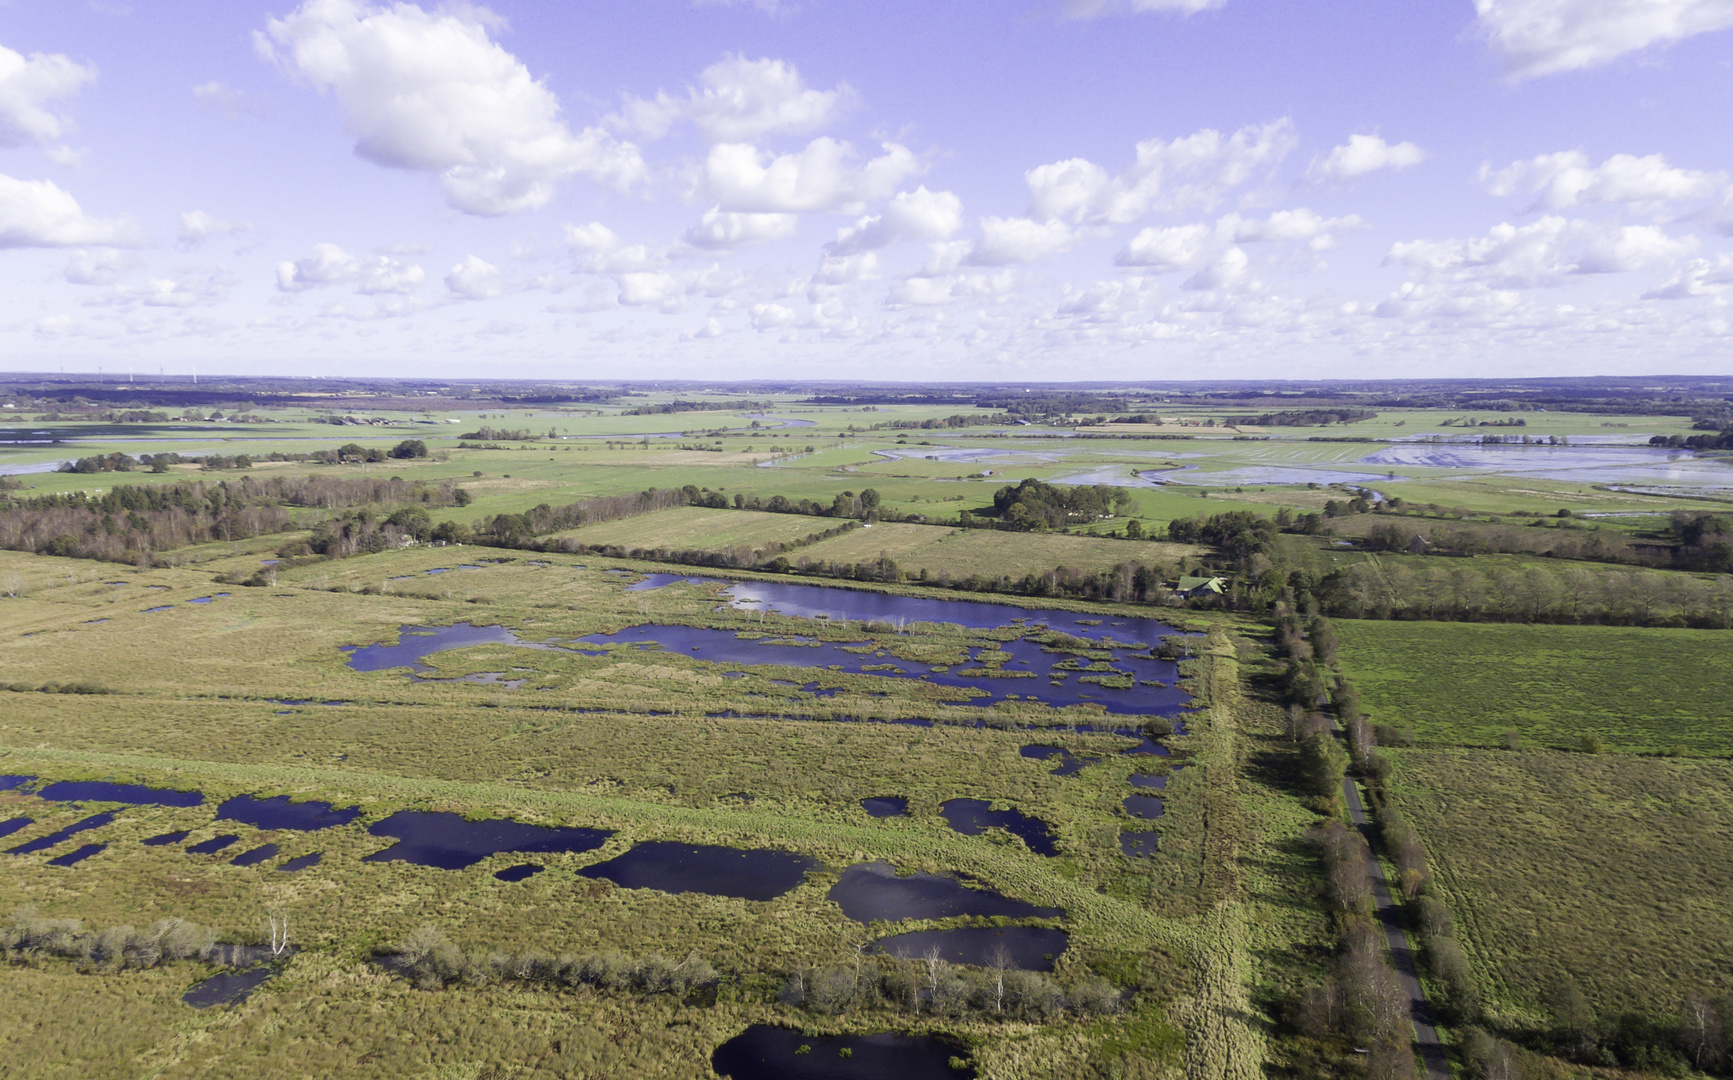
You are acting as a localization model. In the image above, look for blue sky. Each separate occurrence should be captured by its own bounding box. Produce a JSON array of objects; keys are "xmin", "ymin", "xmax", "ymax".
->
[{"xmin": 1, "ymin": 0, "xmax": 1731, "ymax": 380}]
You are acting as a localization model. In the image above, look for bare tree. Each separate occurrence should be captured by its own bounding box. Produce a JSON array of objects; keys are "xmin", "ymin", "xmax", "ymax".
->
[
  {"xmin": 922, "ymin": 945, "xmax": 944, "ymax": 1010},
  {"xmin": 267, "ymin": 905, "xmax": 290, "ymax": 958},
  {"xmin": 988, "ymin": 944, "xmax": 1011, "ymax": 1014}
]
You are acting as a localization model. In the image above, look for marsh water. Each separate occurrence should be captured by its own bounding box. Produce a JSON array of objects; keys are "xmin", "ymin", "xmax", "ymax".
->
[
  {"xmin": 939, "ymin": 799, "xmax": 1057, "ymax": 856},
  {"xmin": 218, "ymin": 795, "xmax": 358, "ymax": 831},
  {"xmin": 826, "ymin": 861, "xmax": 1062, "ymax": 923},
  {"xmin": 365, "ymin": 811, "xmax": 611, "ymax": 870},
  {"xmin": 712, "ymin": 1026, "xmax": 974, "ymax": 1080},
  {"xmin": 860, "ymin": 797, "xmax": 909, "ymax": 818},
  {"xmin": 37, "ymin": 780, "xmax": 203, "ymax": 806},
  {"xmin": 576, "ymin": 841, "xmax": 818, "ymax": 901},
  {"xmin": 873, "ymin": 926, "xmax": 1070, "ymax": 971}
]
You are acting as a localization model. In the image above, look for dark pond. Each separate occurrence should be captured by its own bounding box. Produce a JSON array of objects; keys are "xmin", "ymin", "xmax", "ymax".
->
[
  {"xmin": 342, "ymin": 623, "xmax": 544, "ymax": 673},
  {"xmin": 143, "ymin": 605, "xmax": 175, "ymax": 613},
  {"xmin": 576, "ymin": 841, "xmax": 818, "ymax": 901},
  {"xmin": 364, "ymin": 811, "xmax": 612, "ymax": 870},
  {"xmin": 37, "ymin": 780, "xmax": 204, "ymax": 807},
  {"xmin": 1127, "ymin": 773, "xmax": 1168, "ymax": 790},
  {"xmin": 495, "ymin": 863, "xmax": 543, "ymax": 882},
  {"xmin": 10, "ymin": 813, "xmax": 113, "ymax": 855},
  {"xmin": 218, "ymin": 795, "xmax": 359, "ymax": 831},
  {"xmin": 187, "ymin": 593, "xmax": 231, "ymax": 605},
  {"xmin": 573, "ymin": 624, "xmax": 1187, "ymax": 717},
  {"xmin": 230, "ymin": 844, "xmax": 279, "ymax": 867},
  {"xmin": 712, "ymin": 1025, "xmax": 974, "ymax": 1080},
  {"xmin": 183, "ymin": 966, "xmax": 278, "ymax": 1009},
  {"xmin": 1020, "ymin": 745, "xmax": 1097, "ymax": 776},
  {"xmin": 144, "ymin": 830, "xmax": 190, "ymax": 846},
  {"xmin": 0, "ymin": 775, "xmax": 35, "ymax": 792},
  {"xmin": 48, "ymin": 843, "xmax": 105, "ymax": 866},
  {"xmin": 861, "ymin": 797, "xmax": 908, "ymax": 818},
  {"xmin": 873, "ymin": 926, "xmax": 1070, "ymax": 971},
  {"xmin": 939, "ymin": 799, "xmax": 1057, "ymax": 856},
  {"xmin": 0, "ymin": 817, "xmax": 34, "ymax": 839},
  {"xmin": 1120, "ymin": 831, "xmax": 1159, "ymax": 858},
  {"xmin": 188, "ymin": 835, "xmax": 239, "ymax": 855},
  {"xmin": 827, "ymin": 861, "xmax": 1062, "ymax": 923},
  {"xmin": 1122, "ymin": 795, "xmax": 1165, "ymax": 820},
  {"xmin": 277, "ymin": 853, "xmax": 321, "ymax": 872}
]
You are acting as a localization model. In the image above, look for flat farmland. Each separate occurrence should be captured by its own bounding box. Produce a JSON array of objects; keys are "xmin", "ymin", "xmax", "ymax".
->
[
  {"xmin": 1387, "ymin": 749, "xmax": 1733, "ymax": 1020},
  {"xmin": 1335, "ymin": 620, "xmax": 1733, "ymax": 754},
  {"xmin": 548, "ymin": 506, "xmax": 843, "ymax": 551},
  {"xmin": 795, "ymin": 523, "xmax": 1197, "ymax": 578}
]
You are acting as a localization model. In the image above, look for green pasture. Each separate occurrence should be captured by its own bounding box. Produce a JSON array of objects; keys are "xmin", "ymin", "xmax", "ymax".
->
[
  {"xmin": 1335, "ymin": 620, "xmax": 1733, "ymax": 754},
  {"xmin": 1387, "ymin": 748, "xmax": 1733, "ymax": 1021},
  {"xmin": 546, "ymin": 506, "xmax": 843, "ymax": 551}
]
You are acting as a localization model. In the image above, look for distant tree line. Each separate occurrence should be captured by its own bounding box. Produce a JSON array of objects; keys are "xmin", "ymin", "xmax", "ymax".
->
[
  {"xmin": 868, "ymin": 413, "xmax": 1012, "ymax": 430},
  {"xmin": 621, "ymin": 399, "xmax": 773, "ymax": 415},
  {"xmin": 1224, "ymin": 408, "xmax": 1378, "ymax": 427}
]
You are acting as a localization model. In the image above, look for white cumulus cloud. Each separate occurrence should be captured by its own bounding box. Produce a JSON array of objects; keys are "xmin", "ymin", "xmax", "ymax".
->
[
  {"xmin": 0, "ymin": 44, "xmax": 96, "ymax": 149},
  {"xmin": 968, "ymin": 216, "xmax": 1076, "ymax": 265},
  {"xmin": 277, "ymin": 243, "xmax": 360, "ymax": 290},
  {"xmin": 563, "ymin": 222, "xmax": 668, "ymax": 272},
  {"xmin": 0, "ymin": 174, "xmax": 139, "ymax": 249},
  {"xmin": 178, "ymin": 210, "xmax": 253, "ymax": 247},
  {"xmin": 826, "ymin": 187, "xmax": 964, "ymax": 255},
  {"xmin": 1644, "ymin": 255, "xmax": 1733, "ymax": 298},
  {"xmin": 683, "ymin": 207, "xmax": 801, "ymax": 250},
  {"xmin": 618, "ymin": 55, "xmax": 849, "ymax": 142},
  {"xmin": 64, "ymin": 248, "xmax": 128, "ymax": 286},
  {"xmin": 1026, "ymin": 119, "xmax": 1296, "ymax": 224},
  {"xmin": 1481, "ymin": 151, "xmax": 1723, "ymax": 209},
  {"xmin": 445, "ymin": 254, "xmax": 502, "ymax": 299},
  {"xmin": 1116, "ymin": 223, "xmax": 1214, "ymax": 270},
  {"xmin": 1475, "ymin": 0, "xmax": 1733, "ymax": 79},
  {"xmin": 258, "ymin": 0, "xmax": 645, "ymax": 215},
  {"xmin": 1386, "ymin": 216, "xmax": 1696, "ymax": 288},
  {"xmin": 703, "ymin": 137, "xmax": 919, "ymax": 214},
  {"xmin": 1308, "ymin": 134, "xmax": 1426, "ymax": 182}
]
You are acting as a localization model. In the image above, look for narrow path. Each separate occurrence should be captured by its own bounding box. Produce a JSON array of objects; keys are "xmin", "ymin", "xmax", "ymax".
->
[{"xmin": 1342, "ymin": 776, "xmax": 1453, "ymax": 1080}]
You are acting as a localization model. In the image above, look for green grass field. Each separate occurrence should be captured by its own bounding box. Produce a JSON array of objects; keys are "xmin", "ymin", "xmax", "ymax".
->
[
  {"xmin": 548, "ymin": 505, "xmax": 845, "ymax": 552},
  {"xmin": 1334, "ymin": 620, "xmax": 1733, "ymax": 754},
  {"xmin": 796, "ymin": 523, "xmax": 1196, "ymax": 579},
  {"xmin": 1386, "ymin": 748, "xmax": 1733, "ymax": 1022}
]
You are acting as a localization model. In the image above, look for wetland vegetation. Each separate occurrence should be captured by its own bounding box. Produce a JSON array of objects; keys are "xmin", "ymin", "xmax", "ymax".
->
[{"xmin": 2, "ymin": 376, "xmax": 1730, "ymax": 1078}]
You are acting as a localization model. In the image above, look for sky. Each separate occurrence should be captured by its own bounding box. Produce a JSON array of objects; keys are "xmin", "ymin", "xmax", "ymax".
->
[{"xmin": 1, "ymin": 0, "xmax": 1732, "ymax": 382}]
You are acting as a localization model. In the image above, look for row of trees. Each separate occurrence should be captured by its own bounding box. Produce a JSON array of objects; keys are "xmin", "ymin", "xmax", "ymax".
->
[
  {"xmin": 2, "ymin": 909, "xmax": 221, "ymax": 973},
  {"xmin": 785, "ymin": 948, "xmax": 1121, "ymax": 1023},
  {"xmin": 391, "ymin": 925, "xmax": 718, "ymax": 997}
]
